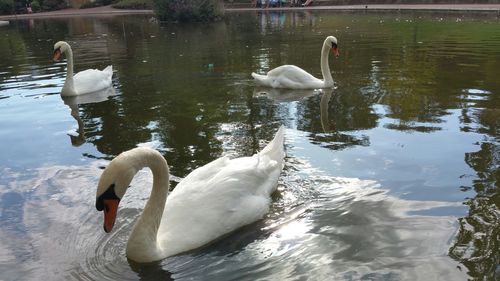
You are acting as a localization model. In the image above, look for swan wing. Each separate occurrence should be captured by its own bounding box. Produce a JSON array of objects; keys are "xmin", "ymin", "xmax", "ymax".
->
[
  {"xmin": 158, "ymin": 127, "xmax": 285, "ymax": 256},
  {"xmin": 73, "ymin": 65, "xmax": 113, "ymax": 94},
  {"xmin": 252, "ymin": 65, "xmax": 324, "ymax": 89}
]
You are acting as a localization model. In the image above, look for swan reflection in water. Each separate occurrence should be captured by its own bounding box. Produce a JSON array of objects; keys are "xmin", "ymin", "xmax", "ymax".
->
[
  {"xmin": 61, "ymin": 86, "xmax": 117, "ymax": 146},
  {"xmin": 253, "ymin": 87, "xmax": 335, "ymax": 133},
  {"xmin": 320, "ymin": 90, "xmax": 334, "ymax": 133},
  {"xmin": 253, "ymin": 86, "xmax": 322, "ymax": 103}
]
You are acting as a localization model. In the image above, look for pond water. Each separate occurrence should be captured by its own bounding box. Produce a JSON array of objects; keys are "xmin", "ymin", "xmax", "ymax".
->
[{"xmin": 0, "ymin": 10, "xmax": 499, "ymax": 280}]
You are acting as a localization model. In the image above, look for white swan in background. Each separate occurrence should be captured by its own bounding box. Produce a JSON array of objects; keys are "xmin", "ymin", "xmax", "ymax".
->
[
  {"xmin": 53, "ymin": 41, "xmax": 113, "ymax": 96},
  {"xmin": 251, "ymin": 36, "xmax": 339, "ymax": 89},
  {"xmin": 95, "ymin": 126, "xmax": 285, "ymax": 262}
]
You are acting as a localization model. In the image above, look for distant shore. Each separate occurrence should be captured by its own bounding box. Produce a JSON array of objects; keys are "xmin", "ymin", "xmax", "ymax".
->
[
  {"xmin": 1, "ymin": 4, "xmax": 499, "ymax": 21},
  {"xmin": 0, "ymin": 5, "xmax": 152, "ymax": 21}
]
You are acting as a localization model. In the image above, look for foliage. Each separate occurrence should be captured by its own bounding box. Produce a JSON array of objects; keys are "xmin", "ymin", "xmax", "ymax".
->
[
  {"xmin": 112, "ymin": 0, "xmax": 152, "ymax": 9},
  {"xmin": 152, "ymin": 0, "xmax": 223, "ymax": 22},
  {"xmin": 0, "ymin": 0, "xmax": 64, "ymax": 13},
  {"xmin": 38, "ymin": 0, "xmax": 66, "ymax": 10},
  {"xmin": 80, "ymin": 0, "xmax": 115, "ymax": 9},
  {"xmin": 31, "ymin": 0, "xmax": 40, "ymax": 11},
  {"xmin": 0, "ymin": 0, "xmax": 14, "ymax": 15},
  {"xmin": 79, "ymin": 0, "xmax": 101, "ymax": 8}
]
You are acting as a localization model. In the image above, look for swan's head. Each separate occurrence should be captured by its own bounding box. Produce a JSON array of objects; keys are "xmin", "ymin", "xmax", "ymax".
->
[
  {"xmin": 95, "ymin": 150, "xmax": 139, "ymax": 233},
  {"xmin": 53, "ymin": 41, "xmax": 69, "ymax": 62},
  {"xmin": 326, "ymin": 36, "xmax": 339, "ymax": 58}
]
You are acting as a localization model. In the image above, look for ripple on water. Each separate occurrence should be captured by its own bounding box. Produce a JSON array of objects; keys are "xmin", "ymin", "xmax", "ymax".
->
[
  {"xmin": 0, "ymin": 63, "xmax": 65, "ymax": 99},
  {"xmin": 0, "ymin": 163, "xmax": 138, "ymax": 280},
  {"xmin": 0, "ymin": 136, "xmax": 468, "ymax": 280},
  {"xmin": 461, "ymin": 88, "xmax": 492, "ymax": 100}
]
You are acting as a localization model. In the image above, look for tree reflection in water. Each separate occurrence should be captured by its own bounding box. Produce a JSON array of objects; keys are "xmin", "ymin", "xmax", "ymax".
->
[
  {"xmin": 448, "ymin": 87, "xmax": 499, "ymax": 279},
  {"xmin": 450, "ymin": 141, "xmax": 499, "ymax": 280},
  {"xmin": 1, "ymin": 11, "xmax": 499, "ymax": 280}
]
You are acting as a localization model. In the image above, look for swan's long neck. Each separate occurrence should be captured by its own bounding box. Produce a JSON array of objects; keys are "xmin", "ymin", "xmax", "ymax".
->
[
  {"xmin": 320, "ymin": 40, "xmax": 334, "ymax": 87},
  {"xmin": 64, "ymin": 43, "xmax": 75, "ymax": 90},
  {"xmin": 125, "ymin": 149, "xmax": 170, "ymax": 261}
]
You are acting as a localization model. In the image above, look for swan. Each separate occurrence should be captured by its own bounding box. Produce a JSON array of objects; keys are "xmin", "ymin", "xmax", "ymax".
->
[
  {"xmin": 95, "ymin": 126, "xmax": 285, "ymax": 262},
  {"xmin": 251, "ymin": 36, "xmax": 339, "ymax": 89},
  {"xmin": 53, "ymin": 41, "xmax": 113, "ymax": 96}
]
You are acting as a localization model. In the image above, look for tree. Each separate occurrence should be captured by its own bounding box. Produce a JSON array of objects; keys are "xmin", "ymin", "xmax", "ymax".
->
[{"xmin": 153, "ymin": 0, "xmax": 224, "ymax": 22}]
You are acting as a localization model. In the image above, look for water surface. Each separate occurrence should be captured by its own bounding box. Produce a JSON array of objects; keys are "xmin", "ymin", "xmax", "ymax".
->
[{"xmin": 0, "ymin": 10, "xmax": 499, "ymax": 280}]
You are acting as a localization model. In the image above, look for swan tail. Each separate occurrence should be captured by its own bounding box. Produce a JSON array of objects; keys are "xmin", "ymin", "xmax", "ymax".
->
[
  {"xmin": 259, "ymin": 125, "xmax": 285, "ymax": 166},
  {"xmin": 103, "ymin": 65, "xmax": 113, "ymax": 77}
]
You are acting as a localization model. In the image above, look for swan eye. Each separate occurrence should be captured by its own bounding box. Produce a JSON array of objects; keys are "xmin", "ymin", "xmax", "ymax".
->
[
  {"xmin": 331, "ymin": 43, "xmax": 338, "ymax": 49},
  {"xmin": 96, "ymin": 183, "xmax": 120, "ymax": 211},
  {"xmin": 53, "ymin": 48, "xmax": 62, "ymax": 62}
]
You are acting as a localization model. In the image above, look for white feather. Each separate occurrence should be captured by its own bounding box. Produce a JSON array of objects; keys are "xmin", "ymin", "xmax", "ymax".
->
[
  {"xmin": 252, "ymin": 36, "xmax": 338, "ymax": 89},
  {"xmin": 53, "ymin": 41, "xmax": 113, "ymax": 96},
  {"xmin": 96, "ymin": 126, "xmax": 286, "ymax": 262}
]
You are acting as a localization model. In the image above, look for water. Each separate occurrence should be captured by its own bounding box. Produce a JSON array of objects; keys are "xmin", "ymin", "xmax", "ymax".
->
[{"xmin": 0, "ymin": 10, "xmax": 499, "ymax": 280}]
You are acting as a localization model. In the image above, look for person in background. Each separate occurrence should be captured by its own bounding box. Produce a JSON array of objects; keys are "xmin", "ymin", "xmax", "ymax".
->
[
  {"xmin": 268, "ymin": 0, "xmax": 279, "ymax": 7},
  {"xmin": 302, "ymin": 0, "xmax": 313, "ymax": 6},
  {"xmin": 26, "ymin": 1, "xmax": 33, "ymax": 13}
]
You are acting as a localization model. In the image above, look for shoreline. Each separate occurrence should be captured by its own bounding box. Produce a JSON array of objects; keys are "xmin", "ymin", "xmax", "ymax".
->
[
  {"xmin": 0, "ymin": 5, "xmax": 152, "ymax": 21},
  {"xmin": 228, "ymin": 3, "xmax": 500, "ymax": 12},
  {"xmin": 1, "ymin": 4, "xmax": 499, "ymax": 21}
]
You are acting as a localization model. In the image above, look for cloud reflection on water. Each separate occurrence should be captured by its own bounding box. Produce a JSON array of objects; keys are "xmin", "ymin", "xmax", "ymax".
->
[{"xmin": 0, "ymin": 151, "xmax": 467, "ymax": 280}]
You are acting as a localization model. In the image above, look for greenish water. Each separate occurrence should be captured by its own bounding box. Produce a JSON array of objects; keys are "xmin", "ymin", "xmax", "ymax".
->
[{"xmin": 0, "ymin": 11, "xmax": 498, "ymax": 280}]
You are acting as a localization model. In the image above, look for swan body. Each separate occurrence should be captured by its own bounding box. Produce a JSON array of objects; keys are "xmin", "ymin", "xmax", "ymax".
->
[
  {"xmin": 53, "ymin": 41, "xmax": 113, "ymax": 96},
  {"xmin": 251, "ymin": 36, "xmax": 339, "ymax": 89},
  {"xmin": 95, "ymin": 126, "xmax": 285, "ymax": 262}
]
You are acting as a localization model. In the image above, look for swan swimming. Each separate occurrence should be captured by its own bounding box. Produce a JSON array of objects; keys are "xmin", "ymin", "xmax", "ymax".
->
[
  {"xmin": 53, "ymin": 41, "xmax": 113, "ymax": 96},
  {"xmin": 95, "ymin": 126, "xmax": 285, "ymax": 262},
  {"xmin": 251, "ymin": 36, "xmax": 339, "ymax": 89}
]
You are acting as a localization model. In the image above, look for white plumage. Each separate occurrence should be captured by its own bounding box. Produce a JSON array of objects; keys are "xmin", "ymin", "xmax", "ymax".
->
[
  {"xmin": 252, "ymin": 36, "xmax": 339, "ymax": 89},
  {"xmin": 95, "ymin": 126, "xmax": 285, "ymax": 262},
  {"xmin": 53, "ymin": 41, "xmax": 113, "ymax": 96}
]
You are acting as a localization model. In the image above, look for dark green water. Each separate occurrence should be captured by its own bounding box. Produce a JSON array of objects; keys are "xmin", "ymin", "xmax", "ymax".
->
[{"xmin": 0, "ymin": 10, "xmax": 498, "ymax": 280}]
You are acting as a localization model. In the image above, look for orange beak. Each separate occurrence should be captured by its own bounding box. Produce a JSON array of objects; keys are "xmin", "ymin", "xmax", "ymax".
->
[
  {"xmin": 103, "ymin": 199, "xmax": 120, "ymax": 233},
  {"xmin": 332, "ymin": 47, "xmax": 339, "ymax": 58},
  {"xmin": 53, "ymin": 49, "xmax": 62, "ymax": 62}
]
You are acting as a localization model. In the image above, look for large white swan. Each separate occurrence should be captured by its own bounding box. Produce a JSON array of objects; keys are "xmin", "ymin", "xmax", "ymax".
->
[
  {"xmin": 95, "ymin": 126, "xmax": 285, "ymax": 262},
  {"xmin": 251, "ymin": 36, "xmax": 339, "ymax": 89},
  {"xmin": 53, "ymin": 41, "xmax": 113, "ymax": 97}
]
